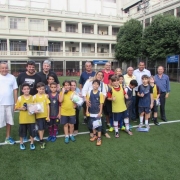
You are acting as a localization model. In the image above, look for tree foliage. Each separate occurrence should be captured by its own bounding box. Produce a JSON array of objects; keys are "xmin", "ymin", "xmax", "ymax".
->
[
  {"xmin": 115, "ymin": 19, "xmax": 143, "ymax": 63},
  {"xmin": 143, "ymin": 15, "xmax": 180, "ymax": 61}
]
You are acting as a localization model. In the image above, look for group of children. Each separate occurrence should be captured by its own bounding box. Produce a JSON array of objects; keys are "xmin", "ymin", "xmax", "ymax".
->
[{"xmin": 15, "ymin": 72, "xmax": 160, "ymax": 149}]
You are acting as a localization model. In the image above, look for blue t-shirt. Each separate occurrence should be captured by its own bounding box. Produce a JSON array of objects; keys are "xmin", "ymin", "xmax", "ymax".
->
[{"xmin": 79, "ymin": 71, "xmax": 96, "ymax": 87}]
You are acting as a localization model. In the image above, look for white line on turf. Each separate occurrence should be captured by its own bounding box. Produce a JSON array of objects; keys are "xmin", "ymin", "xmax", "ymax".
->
[{"xmin": 1, "ymin": 120, "xmax": 180, "ymax": 146}]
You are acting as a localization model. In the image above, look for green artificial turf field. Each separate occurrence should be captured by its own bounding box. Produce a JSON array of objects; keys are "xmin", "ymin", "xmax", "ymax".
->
[{"xmin": 0, "ymin": 80, "xmax": 180, "ymax": 180}]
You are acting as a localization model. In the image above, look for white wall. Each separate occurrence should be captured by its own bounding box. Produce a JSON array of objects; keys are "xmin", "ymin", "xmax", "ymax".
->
[
  {"xmin": 87, "ymin": 0, "xmax": 101, "ymax": 14},
  {"xmin": 51, "ymin": 0, "xmax": 67, "ymax": 10},
  {"xmin": 69, "ymin": 0, "xmax": 85, "ymax": 12}
]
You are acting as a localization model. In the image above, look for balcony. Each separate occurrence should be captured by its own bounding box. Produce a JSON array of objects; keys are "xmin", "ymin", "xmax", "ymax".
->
[
  {"xmin": 30, "ymin": 51, "xmax": 48, "ymax": 56},
  {"xmin": 49, "ymin": 52, "xmax": 63, "ymax": 56},
  {"xmin": 0, "ymin": 51, "xmax": 7, "ymax": 55},
  {"xmin": 65, "ymin": 52, "xmax": 80, "ymax": 56},
  {"xmin": 97, "ymin": 53, "xmax": 110, "ymax": 57},
  {"xmin": 82, "ymin": 53, "xmax": 95, "ymax": 56},
  {"xmin": 10, "ymin": 51, "xmax": 27, "ymax": 55}
]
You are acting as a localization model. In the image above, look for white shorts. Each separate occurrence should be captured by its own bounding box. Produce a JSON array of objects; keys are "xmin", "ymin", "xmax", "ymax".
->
[{"xmin": 0, "ymin": 105, "xmax": 14, "ymax": 128}]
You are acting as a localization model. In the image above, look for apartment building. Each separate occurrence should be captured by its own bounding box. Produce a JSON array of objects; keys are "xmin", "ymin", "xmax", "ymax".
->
[{"xmin": 0, "ymin": 0, "xmax": 126, "ymax": 76}]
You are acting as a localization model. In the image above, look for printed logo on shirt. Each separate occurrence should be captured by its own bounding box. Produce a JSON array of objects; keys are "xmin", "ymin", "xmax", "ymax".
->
[{"xmin": 25, "ymin": 78, "xmax": 35, "ymax": 89}]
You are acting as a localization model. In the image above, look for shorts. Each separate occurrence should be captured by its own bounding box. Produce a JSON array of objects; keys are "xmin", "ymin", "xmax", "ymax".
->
[
  {"xmin": 112, "ymin": 110, "xmax": 128, "ymax": 121},
  {"xmin": 19, "ymin": 123, "xmax": 36, "ymax": 137},
  {"xmin": 0, "ymin": 105, "xmax": 14, "ymax": 128},
  {"xmin": 103, "ymin": 101, "xmax": 112, "ymax": 116},
  {"xmin": 36, "ymin": 118, "xmax": 46, "ymax": 130},
  {"xmin": 47, "ymin": 118, "xmax": 60, "ymax": 126},
  {"xmin": 151, "ymin": 100, "xmax": 158, "ymax": 113},
  {"xmin": 139, "ymin": 107, "xmax": 151, "ymax": 114},
  {"xmin": 61, "ymin": 115, "xmax": 76, "ymax": 125},
  {"xmin": 89, "ymin": 117, "xmax": 102, "ymax": 132},
  {"xmin": 82, "ymin": 102, "xmax": 86, "ymax": 111}
]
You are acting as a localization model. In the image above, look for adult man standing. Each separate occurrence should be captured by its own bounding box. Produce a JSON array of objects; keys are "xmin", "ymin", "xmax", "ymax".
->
[
  {"xmin": 102, "ymin": 62, "xmax": 114, "ymax": 84},
  {"xmin": 38, "ymin": 60, "xmax": 60, "ymax": 91},
  {"xmin": 154, "ymin": 66, "xmax": 170, "ymax": 122},
  {"xmin": 124, "ymin": 67, "xmax": 137, "ymax": 121},
  {"xmin": 0, "ymin": 62, "xmax": 18, "ymax": 144},
  {"xmin": 79, "ymin": 61, "xmax": 96, "ymax": 124},
  {"xmin": 133, "ymin": 61, "xmax": 151, "ymax": 118},
  {"xmin": 17, "ymin": 61, "xmax": 42, "ymax": 95}
]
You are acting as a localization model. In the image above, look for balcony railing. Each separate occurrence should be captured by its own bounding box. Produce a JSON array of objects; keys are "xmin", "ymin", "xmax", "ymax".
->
[
  {"xmin": 49, "ymin": 52, "xmax": 63, "ymax": 56},
  {"xmin": 65, "ymin": 52, "xmax": 80, "ymax": 56},
  {"xmin": 97, "ymin": 53, "xmax": 110, "ymax": 57},
  {"xmin": 31, "ymin": 51, "xmax": 47, "ymax": 56},
  {"xmin": 10, "ymin": 51, "xmax": 27, "ymax": 55},
  {"xmin": 0, "ymin": 51, "xmax": 7, "ymax": 55},
  {"xmin": 82, "ymin": 53, "xmax": 95, "ymax": 56}
]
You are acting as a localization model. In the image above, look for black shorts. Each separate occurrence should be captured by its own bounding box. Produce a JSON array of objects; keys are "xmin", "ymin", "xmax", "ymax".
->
[
  {"xmin": 89, "ymin": 117, "xmax": 102, "ymax": 132},
  {"xmin": 151, "ymin": 100, "xmax": 158, "ymax": 113},
  {"xmin": 47, "ymin": 118, "xmax": 60, "ymax": 126},
  {"xmin": 112, "ymin": 110, "xmax": 128, "ymax": 121},
  {"xmin": 60, "ymin": 115, "xmax": 76, "ymax": 125},
  {"xmin": 82, "ymin": 102, "xmax": 86, "ymax": 111},
  {"xmin": 36, "ymin": 118, "xmax": 46, "ymax": 130},
  {"xmin": 103, "ymin": 101, "xmax": 112, "ymax": 116},
  {"xmin": 139, "ymin": 107, "xmax": 151, "ymax": 114},
  {"xmin": 19, "ymin": 123, "xmax": 36, "ymax": 137}
]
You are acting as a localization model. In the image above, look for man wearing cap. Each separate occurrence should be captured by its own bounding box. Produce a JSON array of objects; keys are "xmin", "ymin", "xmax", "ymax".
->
[{"xmin": 38, "ymin": 60, "xmax": 60, "ymax": 91}]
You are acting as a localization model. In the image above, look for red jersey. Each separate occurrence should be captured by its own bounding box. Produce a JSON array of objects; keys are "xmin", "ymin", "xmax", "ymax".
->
[{"xmin": 102, "ymin": 70, "xmax": 114, "ymax": 84}]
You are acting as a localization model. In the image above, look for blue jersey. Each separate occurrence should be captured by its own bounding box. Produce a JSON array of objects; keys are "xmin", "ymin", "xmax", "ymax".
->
[
  {"xmin": 49, "ymin": 92, "xmax": 59, "ymax": 119},
  {"xmin": 88, "ymin": 90, "xmax": 100, "ymax": 114},
  {"xmin": 79, "ymin": 71, "xmax": 96, "ymax": 87}
]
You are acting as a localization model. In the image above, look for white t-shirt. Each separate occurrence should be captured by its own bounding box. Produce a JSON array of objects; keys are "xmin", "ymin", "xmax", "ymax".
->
[
  {"xmin": 133, "ymin": 69, "xmax": 151, "ymax": 91},
  {"xmin": 0, "ymin": 73, "xmax": 18, "ymax": 105}
]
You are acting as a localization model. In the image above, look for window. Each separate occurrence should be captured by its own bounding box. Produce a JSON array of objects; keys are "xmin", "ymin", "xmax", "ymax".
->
[
  {"xmin": 10, "ymin": 18, "xmax": 25, "ymax": 30},
  {"xmin": 48, "ymin": 42, "xmax": 61, "ymax": 52},
  {"xmin": 177, "ymin": 7, "xmax": 180, "ymax": 17},
  {"xmin": 10, "ymin": 41, "xmax": 26, "ymax": 51},
  {"xmin": 66, "ymin": 24, "xmax": 77, "ymax": 33},
  {"xmin": 145, "ymin": 18, "xmax": 150, "ymax": 27},
  {"xmin": 82, "ymin": 26, "xmax": 93, "ymax": 34},
  {"xmin": 104, "ymin": 0, "xmax": 116, "ymax": 3},
  {"xmin": 112, "ymin": 27, "xmax": 119, "ymax": 35},
  {"xmin": 29, "ymin": 19, "xmax": 44, "ymax": 31},
  {"xmin": 0, "ymin": 16, "xmax": 5, "ymax": 29},
  {"xmin": 164, "ymin": 9, "xmax": 174, "ymax": 16},
  {"xmin": 0, "ymin": 40, "xmax": 7, "ymax": 51}
]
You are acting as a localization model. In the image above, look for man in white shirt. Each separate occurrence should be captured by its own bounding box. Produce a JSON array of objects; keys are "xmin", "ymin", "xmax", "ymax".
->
[
  {"xmin": 133, "ymin": 61, "xmax": 151, "ymax": 118},
  {"xmin": 0, "ymin": 62, "xmax": 18, "ymax": 144}
]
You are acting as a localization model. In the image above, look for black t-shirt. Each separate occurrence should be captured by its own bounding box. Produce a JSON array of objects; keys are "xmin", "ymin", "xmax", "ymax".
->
[
  {"xmin": 37, "ymin": 71, "xmax": 59, "ymax": 85},
  {"xmin": 17, "ymin": 72, "xmax": 42, "ymax": 95}
]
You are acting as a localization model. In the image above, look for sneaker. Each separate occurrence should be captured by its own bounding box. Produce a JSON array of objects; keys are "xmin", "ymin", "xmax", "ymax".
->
[
  {"xmin": 56, "ymin": 131, "xmax": 59, "ymax": 135},
  {"xmin": 120, "ymin": 126, "xmax": 125, "ymax": 131},
  {"xmin": 115, "ymin": 132, "xmax": 119, "ymax": 138},
  {"xmin": 90, "ymin": 136, "xmax": 97, "ymax": 142},
  {"xmin": 65, "ymin": 137, "xmax": 69, "ymax": 144},
  {"xmin": 145, "ymin": 124, "xmax": 150, "ymax": 129},
  {"xmin": 109, "ymin": 127, "xmax": 114, "ymax": 132},
  {"xmin": 47, "ymin": 136, "xmax": 52, "ymax": 142},
  {"xmin": 69, "ymin": 135, "xmax": 76, "ymax": 142},
  {"xmin": 73, "ymin": 130, "xmax": 78, "ymax": 136},
  {"xmin": 96, "ymin": 138, "xmax": 102, "ymax": 146},
  {"xmin": 30, "ymin": 143, "xmax": 35, "ymax": 150},
  {"xmin": 82, "ymin": 118, "xmax": 87, "ymax": 124},
  {"xmin": 23, "ymin": 137, "xmax": 28, "ymax": 143},
  {"xmin": 34, "ymin": 136, "xmax": 40, "ymax": 142},
  {"xmin": 51, "ymin": 136, "xmax": 57, "ymax": 142},
  {"xmin": 5, "ymin": 137, "xmax": 16, "ymax": 145},
  {"xmin": 154, "ymin": 121, "xmax": 160, "ymax": 126},
  {"xmin": 20, "ymin": 143, "xmax": 26, "ymax": 150},
  {"xmin": 138, "ymin": 123, "xmax": 143, "ymax": 128},
  {"xmin": 40, "ymin": 142, "xmax": 46, "ymax": 149}
]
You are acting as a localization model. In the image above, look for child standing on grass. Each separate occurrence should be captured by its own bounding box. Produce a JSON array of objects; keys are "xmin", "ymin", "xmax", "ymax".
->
[
  {"xmin": 149, "ymin": 76, "xmax": 160, "ymax": 126},
  {"xmin": 59, "ymin": 80, "xmax": 76, "ymax": 144},
  {"xmin": 46, "ymin": 82, "xmax": 60, "ymax": 142},
  {"xmin": 86, "ymin": 80, "xmax": 104, "ymax": 146},
  {"xmin": 108, "ymin": 75, "xmax": 132, "ymax": 137},
  {"xmin": 15, "ymin": 83, "xmax": 36, "ymax": 150},
  {"xmin": 33, "ymin": 82, "xmax": 50, "ymax": 149},
  {"xmin": 138, "ymin": 75, "xmax": 153, "ymax": 128},
  {"xmin": 45, "ymin": 74, "xmax": 56, "ymax": 94}
]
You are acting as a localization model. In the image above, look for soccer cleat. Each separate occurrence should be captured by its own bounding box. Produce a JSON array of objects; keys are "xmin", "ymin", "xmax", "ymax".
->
[
  {"xmin": 51, "ymin": 136, "xmax": 57, "ymax": 142},
  {"xmin": 120, "ymin": 126, "xmax": 125, "ymax": 131},
  {"xmin": 34, "ymin": 136, "xmax": 40, "ymax": 142},
  {"xmin": 30, "ymin": 143, "xmax": 35, "ymax": 150},
  {"xmin": 69, "ymin": 135, "xmax": 76, "ymax": 142},
  {"xmin": 20, "ymin": 143, "xmax": 26, "ymax": 150},
  {"xmin": 145, "ymin": 124, "xmax": 150, "ymax": 129},
  {"xmin": 46, "ymin": 136, "xmax": 52, "ymax": 142},
  {"xmin": 138, "ymin": 123, "xmax": 143, "ymax": 128},
  {"xmin": 109, "ymin": 127, "xmax": 114, "ymax": 132},
  {"xmin": 90, "ymin": 136, "xmax": 97, "ymax": 142},
  {"xmin": 115, "ymin": 132, "xmax": 119, "ymax": 138},
  {"xmin": 23, "ymin": 137, "xmax": 28, "ymax": 143},
  {"xmin": 5, "ymin": 137, "xmax": 16, "ymax": 145},
  {"xmin": 64, "ymin": 137, "xmax": 70, "ymax": 144},
  {"xmin": 96, "ymin": 138, "xmax": 102, "ymax": 146},
  {"xmin": 82, "ymin": 118, "xmax": 87, "ymax": 124},
  {"xmin": 56, "ymin": 131, "xmax": 59, "ymax": 135},
  {"xmin": 40, "ymin": 142, "xmax": 46, "ymax": 149},
  {"xmin": 154, "ymin": 121, "xmax": 160, "ymax": 126}
]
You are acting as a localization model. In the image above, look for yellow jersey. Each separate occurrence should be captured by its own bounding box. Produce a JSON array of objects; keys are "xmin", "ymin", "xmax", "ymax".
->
[
  {"xmin": 33, "ymin": 94, "xmax": 50, "ymax": 119},
  {"xmin": 60, "ymin": 91, "xmax": 75, "ymax": 116},
  {"xmin": 15, "ymin": 95, "xmax": 35, "ymax": 124}
]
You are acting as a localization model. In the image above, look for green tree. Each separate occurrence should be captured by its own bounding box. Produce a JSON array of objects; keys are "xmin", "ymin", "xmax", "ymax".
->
[
  {"xmin": 115, "ymin": 19, "xmax": 143, "ymax": 63},
  {"xmin": 143, "ymin": 15, "xmax": 180, "ymax": 61}
]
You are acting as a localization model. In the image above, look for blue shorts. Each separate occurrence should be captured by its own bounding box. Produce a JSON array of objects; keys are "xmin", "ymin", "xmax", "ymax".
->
[
  {"xmin": 139, "ymin": 107, "xmax": 151, "ymax": 114},
  {"xmin": 60, "ymin": 115, "xmax": 76, "ymax": 125},
  {"xmin": 89, "ymin": 117, "xmax": 102, "ymax": 132},
  {"xmin": 36, "ymin": 118, "xmax": 46, "ymax": 130},
  {"xmin": 112, "ymin": 110, "xmax": 128, "ymax": 121},
  {"xmin": 151, "ymin": 100, "xmax": 158, "ymax": 113}
]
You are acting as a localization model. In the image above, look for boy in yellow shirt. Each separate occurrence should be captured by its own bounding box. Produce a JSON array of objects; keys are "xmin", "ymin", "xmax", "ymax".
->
[
  {"xmin": 59, "ymin": 80, "xmax": 76, "ymax": 144},
  {"xmin": 33, "ymin": 82, "xmax": 50, "ymax": 149},
  {"xmin": 15, "ymin": 83, "xmax": 36, "ymax": 150}
]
